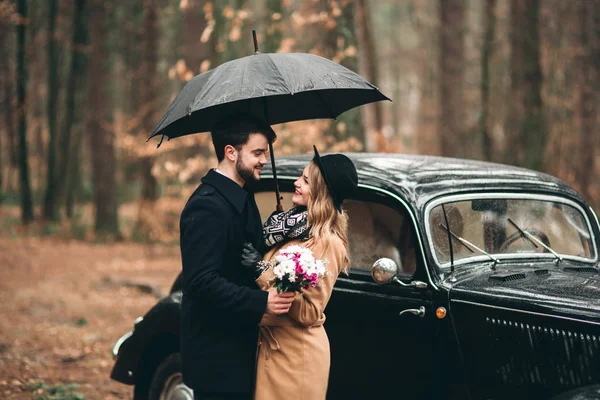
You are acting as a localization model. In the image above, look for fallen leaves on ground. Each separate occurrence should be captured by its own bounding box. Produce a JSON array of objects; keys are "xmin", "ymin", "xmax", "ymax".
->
[{"xmin": 0, "ymin": 236, "xmax": 181, "ymax": 399}]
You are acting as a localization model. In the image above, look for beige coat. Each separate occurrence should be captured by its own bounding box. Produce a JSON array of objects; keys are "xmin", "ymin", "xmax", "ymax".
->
[{"xmin": 254, "ymin": 237, "xmax": 347, "ymax": 400}]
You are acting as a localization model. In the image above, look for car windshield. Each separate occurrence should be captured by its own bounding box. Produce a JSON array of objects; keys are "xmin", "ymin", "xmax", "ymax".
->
[{"xmin": 426, "ymin": 196, "xmax": 597, "ymax": 267}]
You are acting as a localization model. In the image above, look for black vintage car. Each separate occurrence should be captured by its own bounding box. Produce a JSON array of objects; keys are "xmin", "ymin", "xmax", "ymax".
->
[{"xmin": 111, "ymin": 154, "xmax": 600, "ymax": 400}]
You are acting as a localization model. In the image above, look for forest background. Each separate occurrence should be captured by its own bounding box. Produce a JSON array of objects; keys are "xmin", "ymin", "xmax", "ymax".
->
[
  {"xmin": 0, "ymin": 1, "xmax": 598, "ymax": 398},
  {"xmin": 0, "ymin": 0, "xmax": 598, "ymax": 243}
]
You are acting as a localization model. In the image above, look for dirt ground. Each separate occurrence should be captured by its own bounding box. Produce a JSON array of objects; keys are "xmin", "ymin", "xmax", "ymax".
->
[{"xmin": 0, "ymin": 236, "xmax": 181, "ymax": 399}]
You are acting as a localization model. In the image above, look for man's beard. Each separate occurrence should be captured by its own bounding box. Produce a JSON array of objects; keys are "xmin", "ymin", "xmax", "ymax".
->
[{"xmin": 236, "ymin": 157, "xmax": 258, "ymax": 183}]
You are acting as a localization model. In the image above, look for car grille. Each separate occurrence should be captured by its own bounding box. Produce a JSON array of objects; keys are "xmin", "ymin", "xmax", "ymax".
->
[
  {"xmin": 563, "ymin": 266, "xmax": 599, "ymax": 273},
  {"xmin": 452, "ymin": 300, "xmax": 600, "ymax": 397},
  {"xmin": 486, "ymin": 317, "xmax": 600, "ymax": 386},
  {"xmin": 488, "ymin": 272, "xmax": 526, "ymax": 282}
]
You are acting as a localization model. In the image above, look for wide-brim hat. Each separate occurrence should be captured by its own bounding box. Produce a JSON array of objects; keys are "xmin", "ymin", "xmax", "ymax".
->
[{"xmin": 313, "ymin": 146, "xmax": 358, "ymax": 212}]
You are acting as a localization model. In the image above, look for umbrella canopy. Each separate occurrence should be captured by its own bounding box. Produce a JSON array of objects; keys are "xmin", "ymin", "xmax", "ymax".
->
[
  {"xmin": 148, "ymin": 52, "xmax": 389, "ymax": 141},
  {"xmin": 148, "ymin": 32, "xmax": 390, "ymax": 210}
]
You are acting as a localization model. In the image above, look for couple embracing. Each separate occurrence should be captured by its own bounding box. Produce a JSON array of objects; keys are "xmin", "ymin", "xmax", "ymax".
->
[{"xmin": 180, "ymin": 114, "xmax": 358, "ymax": 400}]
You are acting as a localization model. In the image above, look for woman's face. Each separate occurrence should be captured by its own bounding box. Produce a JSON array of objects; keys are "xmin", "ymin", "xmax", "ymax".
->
[{"xmin": 292, "ymin": 165, "xmax": 311, "ymax": 206}]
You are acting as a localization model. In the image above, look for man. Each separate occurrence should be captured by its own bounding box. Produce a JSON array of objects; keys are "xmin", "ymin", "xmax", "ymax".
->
[{"xmin": 180, "ymin": 114, "xmax": 295, "ymax": 400}]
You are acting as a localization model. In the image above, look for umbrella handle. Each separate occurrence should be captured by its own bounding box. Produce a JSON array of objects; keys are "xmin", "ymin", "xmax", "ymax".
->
[{"xmin": 269, "ymin": 142, "xmax": 283, "ymax": 211}]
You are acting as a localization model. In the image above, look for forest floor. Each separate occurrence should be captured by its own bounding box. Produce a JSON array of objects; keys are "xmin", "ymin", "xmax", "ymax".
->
[{"xmin": 0, "ymin": 233, "xmax": 181, "ymax": 400}]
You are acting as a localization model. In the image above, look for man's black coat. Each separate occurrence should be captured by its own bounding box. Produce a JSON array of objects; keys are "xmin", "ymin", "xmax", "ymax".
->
[{"xmin": 180, "ymin": 169, "xmax": 268, "ymax": 393}]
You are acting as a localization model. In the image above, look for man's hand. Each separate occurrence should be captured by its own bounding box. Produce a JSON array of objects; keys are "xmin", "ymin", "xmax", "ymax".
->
[
  {"xmin": 265, "ymin": 289, "xmax": 296, "ymax": 315},
  {"xmin": 241, "ymin": 243, "xmax": 265, "ymax": 279},
  {"xmin": 241, "ymin": 243, "xmax": 262, "ymax": 268}
]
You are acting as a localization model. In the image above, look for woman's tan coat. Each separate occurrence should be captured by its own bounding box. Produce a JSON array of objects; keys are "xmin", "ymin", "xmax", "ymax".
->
[{"xmin": 254, "ymin": 237, "xmax": 347, "ymax": 400}]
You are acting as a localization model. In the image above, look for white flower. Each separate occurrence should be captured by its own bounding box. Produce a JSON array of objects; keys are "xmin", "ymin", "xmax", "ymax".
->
[
  {"xmin": 299, "ymin": 253, "xmax": 315, "ymax": 268},
  {"xmin": 281, "ymin": 244, "xmax": 303, "ymax": 255},
  {"xmin": 316, "ymin": 260, "xmax": 327, "ymax": 276},
  {"xmin": 273, "ymin": 265, "xmax": 285, "ymax": 279},
  {"xmin": 274, "ymin": 254, "xmax": 292, "ymax": 264},
  {"xmin": 279, "ymin": 259, "xmax": 295, "ymax": 274}
]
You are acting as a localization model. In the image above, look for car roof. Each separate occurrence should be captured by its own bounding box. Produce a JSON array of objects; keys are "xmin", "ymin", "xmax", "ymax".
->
[{"xmin": 271, "ymin": 153, "xmax": 583, "ymax": 212}]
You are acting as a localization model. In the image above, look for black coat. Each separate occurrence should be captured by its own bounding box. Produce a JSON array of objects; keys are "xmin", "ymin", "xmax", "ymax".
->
[{"xmin": 179, "ymin": 169, "xmax": 268, "ymax": 393}]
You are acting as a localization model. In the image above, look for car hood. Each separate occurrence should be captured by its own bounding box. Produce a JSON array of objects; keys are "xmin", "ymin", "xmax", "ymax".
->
[{"xmin": 448, "ymin": 262, "xmax": 600, "ymax": 323}]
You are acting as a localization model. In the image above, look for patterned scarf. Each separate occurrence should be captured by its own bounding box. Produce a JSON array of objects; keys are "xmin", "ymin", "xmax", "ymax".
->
[{"xmin": 263, "ymin": 206, "xmax": 309, "ymax": 248}]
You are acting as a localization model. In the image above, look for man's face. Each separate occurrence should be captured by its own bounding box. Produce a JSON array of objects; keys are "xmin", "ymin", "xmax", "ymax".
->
[{"xmin": 236, "ymin": 133, "xmax": 269, "ymax": 183}]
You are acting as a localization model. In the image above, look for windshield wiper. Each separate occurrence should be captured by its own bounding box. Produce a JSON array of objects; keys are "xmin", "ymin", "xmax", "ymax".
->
[
  {"xmin": 439, "ymin": 224, "xmax": 501, "ymax": 268},
  {"xmin": 507, "ymin": 218, "xmax": 562, "ymax": 263}
]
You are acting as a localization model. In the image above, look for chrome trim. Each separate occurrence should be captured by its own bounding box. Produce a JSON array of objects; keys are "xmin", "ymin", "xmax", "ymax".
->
[
  {"xmin": 399, "ymin": 306, "xmax": 426, "ymax": 317},
  {"xmin": 112, "ymin": 329, "xmax": 133, "ymax": 358},
  {"xmin": 112, "ymin": 316, "xmax": 143, "ymax": 358},
  {"xmin": 424, "ymin": 192, "xmax": 599, "ymax": 269},
  {"xmin": 591, "ymin": 206, "xmax": 600, "ymax": 248},
  {"xmin": 261, "ymin": 175, "xmax": 438, "ymax": 290},
  {"xmin": 393, "ymin": 277, "xmax": 428, "ymax": 289},
  {"xmin": 160, "ymin": 372, "xmax": 194, "ymax": 400},
  {"xmin": 451, "ymin": 299, "xmax": 600, "ymax": 326}
]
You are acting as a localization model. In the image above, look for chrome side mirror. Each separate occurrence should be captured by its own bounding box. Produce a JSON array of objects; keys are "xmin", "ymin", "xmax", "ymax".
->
[
  {"xmin": 371, "ymin": 258, "xmax": 428, "ymax": 289},
  {"xmin": 372, "ymin": 258, "xmax": 399, "ymax": 284}
]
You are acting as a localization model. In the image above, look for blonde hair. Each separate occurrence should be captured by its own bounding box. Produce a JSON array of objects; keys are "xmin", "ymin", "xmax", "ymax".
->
[{"xmin": 305, "ymin": 161, "xmax": 350, "ymax": 273}]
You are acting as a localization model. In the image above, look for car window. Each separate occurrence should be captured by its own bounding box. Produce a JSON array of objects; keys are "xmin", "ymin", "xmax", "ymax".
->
[
  {"xmin": 345, "ymin": 199, "xmax": 416, "ymax": 277},
  {"xmin": 255, "ymin": 192, "xmax": 417, "ymax": 277},
  {"xmin": 427, "ymin": 196, "xmax": 596, "ymax": 266}
]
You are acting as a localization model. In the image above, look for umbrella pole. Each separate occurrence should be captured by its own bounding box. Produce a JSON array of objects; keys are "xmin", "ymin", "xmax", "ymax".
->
[
  {"xmin": 269, "ymin": 141, "xmax": 283, "ymax": 211},
  {"xmin": 252, "ymin": 29, "xmax": 259, "ymax": 54}
]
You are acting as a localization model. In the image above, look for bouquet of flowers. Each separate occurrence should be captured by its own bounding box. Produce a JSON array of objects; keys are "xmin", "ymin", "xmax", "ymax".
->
[{"xmin": 260, "ymin": 245, "xmax": 329, "ymax": 293}]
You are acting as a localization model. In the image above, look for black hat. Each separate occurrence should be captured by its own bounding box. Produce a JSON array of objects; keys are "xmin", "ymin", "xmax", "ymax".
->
[{"xmin": 313, "ymin": 146, "xmax": 358, "ymax": 212}]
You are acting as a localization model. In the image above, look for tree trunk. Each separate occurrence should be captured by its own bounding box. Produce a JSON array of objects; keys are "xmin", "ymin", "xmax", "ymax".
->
[
  {"xmin": 124, "ymin": 2, "xmax": 144, "ymax": 117},
  {"xmin": 139, "ymin": 0, "xmax": 158, "ymax": 202},
  {"xmin": 88, "ymin": 1, "xmax": 120, "ymax": 239},
  {"xmin": 480, "ymin": 0, "xmax": 497, "ymax": 162},
  {"xmin": 1, "ymin": 15, "xmax": 18, "ymax": 178},
  {"xmin": 576, "ymin": 1, "xmax": 597, "ymax": 205},
  {"xmin": 439, "ymin": 0, "xmax": 465, "ymax": 158},
  {"xmin": 66, "ymin": 128, "xmax": 82, "ymax": 219},
  {"xmin": 58, "ymin": 0, "xmax": 88, "ymax": 216},
  {"xmin": 0, "ymin": 18, "xmax": 8, "ymax": 196},
  {"xmin": 43, "ymin": 0, "xmax": 59, "ymax": 220},
  {"xmin": 507, "ymin": 0, "xmax": 544, "ymax": 170},
  {"xmin": 209, "ymin": 2, "xmax": 225, "ymax": 69},
  {"xmin": 183, "ymin": 0, "xmax": 208, "ymax": 75},
  {"xmin": 263, "ymin": 0, "xmax": 283, "ymax": 53},
  {"xmin": 0, "ymin": 77, "xmax": 3, "ymax": 198},
  {"xmin": 16, "ymin": 0, "xmax": 34, "ymax": 224},
  {"xmin": 5, "ymin": 62, "xmax": 17, "ymax": 174},
  {"xmin": 339, "ymin": 0, "xmax": 363, "ymax": 145},
  {"xmin": 354, "ymin": 0, "xmax": 383, "ymax": 152}
]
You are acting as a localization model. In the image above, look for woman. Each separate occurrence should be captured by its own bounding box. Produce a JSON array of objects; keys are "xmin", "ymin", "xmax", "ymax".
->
[{"xmin": 242, "ymin": 146, "xmax": 358, "ymax": 400}]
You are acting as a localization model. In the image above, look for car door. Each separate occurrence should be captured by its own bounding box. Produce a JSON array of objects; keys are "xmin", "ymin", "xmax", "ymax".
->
[
  {"xmin": 254, "ymin": 185, "xmax": 438, "ymax": 399},
  {"xmin": 324, "ymin": 194, "xmax": 437, "ymax": 400}
]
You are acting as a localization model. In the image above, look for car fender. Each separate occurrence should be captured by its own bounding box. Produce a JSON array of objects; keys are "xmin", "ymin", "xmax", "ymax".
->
[{"xmin": 110, "ymin": 292, "xmax": 182, "ymax": 385}]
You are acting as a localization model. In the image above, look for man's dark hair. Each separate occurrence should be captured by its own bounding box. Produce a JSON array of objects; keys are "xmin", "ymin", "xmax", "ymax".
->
[{"xmin": 211, "ymin": 113, "xmax": 277, "ymax": 161}]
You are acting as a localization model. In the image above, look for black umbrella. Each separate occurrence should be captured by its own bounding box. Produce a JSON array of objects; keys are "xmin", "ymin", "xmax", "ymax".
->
[{"xmin": 149, "ymin": 31, "xmax": 390, "ymax": 209}]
